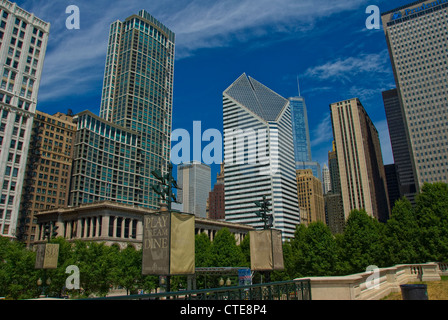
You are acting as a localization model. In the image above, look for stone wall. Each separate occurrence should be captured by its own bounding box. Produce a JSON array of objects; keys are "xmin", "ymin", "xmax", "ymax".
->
[{"xmin": 295, "ymin": 262, "xmax": 444, "ymax": 300}]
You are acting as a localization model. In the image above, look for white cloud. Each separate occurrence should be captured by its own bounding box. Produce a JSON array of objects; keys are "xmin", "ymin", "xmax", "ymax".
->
[{"xmin": 304, "ymin": 49, "xmax": 391, "ymax": 83}]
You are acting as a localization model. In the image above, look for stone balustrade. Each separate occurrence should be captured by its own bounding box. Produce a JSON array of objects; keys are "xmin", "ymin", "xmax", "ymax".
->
[{"xmin": 295, "ymin": 262, "xmax": 444, "ymax": 300}]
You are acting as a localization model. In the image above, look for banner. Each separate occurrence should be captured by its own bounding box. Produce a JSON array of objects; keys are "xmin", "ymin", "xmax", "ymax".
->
[
  {"xmin": 170, "ymin": 212, "xmax": 195, "ymax": 275},
  {"xmin": 142, "ymin": 211, "xmax": 195, "ymax": 275},
  {"xmin": 249, "ymin": 229, "xmax": 284, "ymax": 271},
  {"xmin": 35, "ymin": 243, "xmax": 59, "ymax": 269}
]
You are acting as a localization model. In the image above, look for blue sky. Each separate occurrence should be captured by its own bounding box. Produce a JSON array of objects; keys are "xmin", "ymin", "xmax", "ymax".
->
[{"xmin": 16, "ymin": 0, "xmax": 412, "ymax": 186}]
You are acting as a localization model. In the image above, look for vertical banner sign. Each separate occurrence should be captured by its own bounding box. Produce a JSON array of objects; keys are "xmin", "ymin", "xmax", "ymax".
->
[
  {"xmin": 35, "ymin": 243, "xmax": 46, "ymax": 269},
  {"xmin": 170, "ymin": 212, "xmax": 195, "ymax": 275},
  {"xmin": 142, "ymin": 212, "xmax": 195, "ymax": 275},
  {"xmin": 35, "ymin": 243, "xmax": 60, "ymax": 269},
  {"xmin": 142, "ymin": 212, "xmax": 171, "ymax": 275},
  {"xmin": 43, "ymin": 244, "xmax": 60, "ymax": 269},
  {"xmin": 249, "ymin": 229, "xmax": 284, "ymax": 271}
]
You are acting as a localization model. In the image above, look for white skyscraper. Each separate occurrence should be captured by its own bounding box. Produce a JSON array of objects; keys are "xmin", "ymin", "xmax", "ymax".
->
[
  {"xmin": 177, "ymin": 161, "xmax": 211, "ymax": 218},
  {"xmin": 223, "ymin": 74, "xmax": 300, "ymax": 240},
  {"xmin": 322, "ymin": 163, "xmax": 331, "ymax": 195},
  {"xmin": 0, "ymin": 1, "xmax": 50, "ymax": 238}
]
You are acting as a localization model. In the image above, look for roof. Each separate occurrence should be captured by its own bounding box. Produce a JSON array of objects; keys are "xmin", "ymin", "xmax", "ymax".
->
[{"xmin": 224, "ymin": 73, "xmax": 289, "ymax": 122}]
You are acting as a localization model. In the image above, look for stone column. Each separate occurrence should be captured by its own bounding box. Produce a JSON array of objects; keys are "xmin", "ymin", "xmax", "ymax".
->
[
  {"xmin": 136, "ymin": 219, "xmax": 143, "ymax": 241},
  {"xmin": 112, "ymin": 216, "xmax": 117, "ymax": 238},
  {"xmin": 102, "ymin": 215, "xmax": 109, "ymax": 238}
]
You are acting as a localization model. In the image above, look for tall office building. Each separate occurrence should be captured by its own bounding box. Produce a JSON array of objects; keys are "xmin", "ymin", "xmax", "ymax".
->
[
  {"xmin": 223, "ymin": 74, "xmax": 300, "ymax": 239},
  {"xmin": 208, "ymin": 162, "xmax": 225, "ymax": 220},
  {"xmin": 289, "ymin": 95, "xmax": 321, "ymax": 180},
  {"xmin": 330, "ymin": 98, "xmax": 390, "ymax": 222},
  {"xmin": 69, "ymin": 111, "xmax": 143, "ymax": 207},
  {"xmin": 296, "ymin": 169, "xmax": 325, "ymax": 226},
  {"xmin": 382, "ymin": 89, "xmax": 417, "ymax": 203},
  {"xmin": 382, "ymin": 1, "xmax": 448, "ymax": 188},
  {"xmin": 325, "ymin": 144, "xmax": 345, "ymax": 234},
  {"xmin": 177, "ymin": 161, "xmax": 211, "ymax": 218},
  {"xmin": 321, "ymin": 163, "xmax": 331, "ymax": 195},
  {"xmin": 0, "ymin": 1, "xmax": 49, "ymax": 238},
  {"xmin": 99, "ymin": 10, "xmax": 175, "ymax": 209},
  {"xmin": 17, "ymin": 111, "xmax": 75, "ymax": 246}
]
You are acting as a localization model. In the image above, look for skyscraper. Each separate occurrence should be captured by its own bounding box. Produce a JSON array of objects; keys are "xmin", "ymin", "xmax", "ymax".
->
[
  {"xmin": 289, "ymin": 95, "xmax": 321, "ymax": 180},
  {"xmin": 17, "ymin": 111, "xmax": 75, "ymax": 246},
  {"xmin": 382, "ymin": 88, "xmax": 417, "ymax": 203},
  {"xmin": 382, "ymin": 1, "xmax": 448, "ymax": 188},
  {"xmin": 0, "ymin": 1, "xmax": 50, "ymax": 238},
  {"xmin": 296, "ymin": 169, "xmax": 325, "ymax": 226},
  {"xmin": 223, "ymin": 73, "xmax": 300, "ymax": 239},
  {"xmin": 177, "ymin": 161, "xmax": 211, "ymax": 218},
  {"xmin": 324, "ymin": 144, "xmax": 345, "ymax": 234},
  {"xmin": 98, "ymin": 10, "xmax": 175, "ymax": 209},
  {"xmin": 69, "ymin": 111, "xmax": 143, "ymax": 207},
  {"xmin": 321, "ymin": 163, "xmax": 331, "ymax": 195},
  {"xmin": 330, "ymin": 98, "xmax": 390, "ymax": 222},
  {"xmin": 208, "ymin": 162, "xmax": 225, "ymax": 220}
]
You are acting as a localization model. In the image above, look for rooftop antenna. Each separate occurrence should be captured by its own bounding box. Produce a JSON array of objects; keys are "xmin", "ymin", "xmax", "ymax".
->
[{"xmin": 297, "ymin": 75, "xmax": 301, "ymax": 97}]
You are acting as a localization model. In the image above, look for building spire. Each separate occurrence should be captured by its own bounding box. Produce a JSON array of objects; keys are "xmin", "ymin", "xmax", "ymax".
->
[{"xmin": 297, "ymin": 75, "xmax": 301, "ymax": 97}]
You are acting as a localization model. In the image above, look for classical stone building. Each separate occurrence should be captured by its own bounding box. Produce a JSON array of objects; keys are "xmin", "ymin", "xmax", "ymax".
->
[{"xmin": 34, "ymin": 201, "xmax": 253, "ymax": 249}]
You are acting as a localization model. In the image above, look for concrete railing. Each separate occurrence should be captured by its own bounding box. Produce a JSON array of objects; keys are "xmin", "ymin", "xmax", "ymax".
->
[{"xmin": 295, "ymin": 262, "xmax": 444, "ymax": 300}]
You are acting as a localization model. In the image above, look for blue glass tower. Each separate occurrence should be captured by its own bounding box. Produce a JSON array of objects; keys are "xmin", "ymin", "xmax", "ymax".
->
[{"xmin": 289, "ymin": 95, "xmax": 321, "ymax": 181}]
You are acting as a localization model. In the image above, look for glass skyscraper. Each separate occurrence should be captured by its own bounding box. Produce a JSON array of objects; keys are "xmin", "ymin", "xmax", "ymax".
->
[
  {"xmin": 289, "ymin": 96, "xmax": 321, "ymax": 180},
  {"xmin": 98, "ymin": 10, "xmax": 175, "ymax": 209}
]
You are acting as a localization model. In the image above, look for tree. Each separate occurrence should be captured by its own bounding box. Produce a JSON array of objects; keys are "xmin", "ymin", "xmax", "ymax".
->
[
  {"xmin": 0, "ymin": 236, "xmax": 38, "ymax": 299},
  {"xmin": 383, "ymin": 198, "xmax": 420, "ymax": 265},
  {"xmin": 195, "ymin": 232, "xmax": 212, "ymax": 267},
  {"xmin": 414, "ymin": 182, "xmax": 448, "ymax": 262},
  {"xmin": 209, "ymin": 228, "xmax": 246, "ymax": 268},
  {"xmin": 338, "ymin": 209, "xmax": 385, "ymax": 274},
  {"xmin": 114, "ymin": 244, "xmax": 141, "ymax": 295}
]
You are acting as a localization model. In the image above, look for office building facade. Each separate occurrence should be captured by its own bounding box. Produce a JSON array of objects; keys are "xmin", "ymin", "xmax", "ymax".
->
[
  {"xmin": 322, "ymin": 163, "xmax": 331, "ymax": 195},
  {"xmin": 69, "ymin": 111, "xmax": 143, "ymax": 207},
  {"xmin": 99, "ymin": 10, "xmax": 175, "ymax": 209},
  {"xmin": 382, "ymin": 89, "xmax": 417, "ymax": 203},
  {"xmin": 289, "ymin": 96, "xmax": 321, "ymax": 180},
  {"xmin": 296, "ymin": 169, "xmax": 325, "ymax": 226},
  {"xmin": 382, "ymin": 0, "xmax": 448, "ymax": 187},
  {"xmin": 177, "ymin": 161, "xmax": 211, "ymax": 218},
  {"xmin": 17, "ymin": 111, "xmax": 75, "ymax": 246},
  {"xmin": 207, "ymin": 163, "xmax": 225, "ymax": 220},
  {"xmin": 0, "ymin": 1, "xmax": 49, "ymax": 238},
  {"xmin": 223, "ymin": 74, "xmax": 300, "ymax": 239},
  {"xmin": 330, "ymin": 98, "xmax": 390, "ymax": 222}
]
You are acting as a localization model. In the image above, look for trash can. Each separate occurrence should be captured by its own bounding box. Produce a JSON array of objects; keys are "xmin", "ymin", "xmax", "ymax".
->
[{"xmin": 400, "ymin": 284, "xmax": 428, "ymax": 300}]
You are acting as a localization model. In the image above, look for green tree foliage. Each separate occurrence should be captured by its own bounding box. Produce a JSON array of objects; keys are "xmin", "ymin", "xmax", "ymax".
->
[
  {"xmin": 195, "ymin": 232, "xmax": 211, "ymax": 267},
  {"xmin": 0, "ymin": 237, "xmax": 38, "ymax": 299},
  {"xmin": 209, "ymin": 228, "xmax": 246, "ymax": 268},
  {"xmin": 383, "ymin": 198, "xmax": 420, "ymax": 265},
  {"xmin": 338, "ymin": 209, "xmax": 385, "ymax": 274},
  {"xmin": 414, "ymin": 182, "xmax": 448, "ymax": 261}
]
